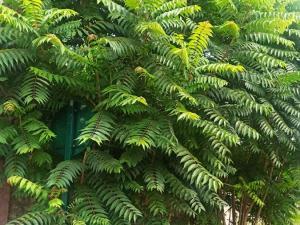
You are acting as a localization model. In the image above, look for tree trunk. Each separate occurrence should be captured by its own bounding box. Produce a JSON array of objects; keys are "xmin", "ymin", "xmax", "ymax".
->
[
  {"xmin": 232, "ymin": 191, "xmax": 237, "ymax": 225},
  {"xmin": 253, "ymin": 164, "xmax": 274, "ymax": 225},
  {"xmin": 0, "ymin": 160, "xmax": 10, "ymax": 225}
]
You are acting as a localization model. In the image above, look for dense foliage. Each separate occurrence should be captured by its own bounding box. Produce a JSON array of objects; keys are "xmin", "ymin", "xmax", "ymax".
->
[{"xmin": 0, "ymin": 0, "xmax": 300, "ymax": 224}]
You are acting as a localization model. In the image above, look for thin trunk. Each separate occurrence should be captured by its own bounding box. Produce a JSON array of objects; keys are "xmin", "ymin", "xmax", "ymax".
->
[
  {"xmin": 232, "ymin": 191, "xmax": 237, "ymax": 225},
  {"xmin": 253, "ymin": 164, "xmax": 274, "ymax": 225},
  {"xmin": 221, "ymin": 208, "xmax": 226, "ymax": 225},
  {"xmin": 238, "ymin": 195, "xmax": 245, "ymax": 225}
]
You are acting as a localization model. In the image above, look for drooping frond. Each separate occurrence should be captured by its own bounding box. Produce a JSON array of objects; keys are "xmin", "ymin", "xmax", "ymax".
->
[
  {"xmin": 6, "ymin": 212, "xmax": 56, "ymax": 225},
  {"xmin": 0, "ymin": 49, "xmax": 32, "ymax": 75},
  {"xmin": 46, "ymin": 160, "xmax": 83, "ymax": 189},
  {"xmin": 71, "ymin": 188, "xmax": 111, "ymax": 225},
  {"xmin": 89, "ymin": 178, "xmax": 143, "ymax": 223},
  {"xmin": 86, "ymin": 149, "xmax": 123, "ymax": 174},
  {"xmin": 7, "ymin": 176, "xmax": 49, "ymax": 202},
  {"xmin": 77, "ymin": 112, "xmax": 115, "ymax": 146}
]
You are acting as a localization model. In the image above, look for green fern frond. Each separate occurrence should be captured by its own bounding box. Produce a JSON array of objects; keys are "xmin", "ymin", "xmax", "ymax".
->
[
  {"xmin": 144, "ymin": 164, "xmax": 165, "ymax": 193},
  {"xmin": 196, "ymin": 63, "xmax": 245, "ymax": 74},
  {"xmin": 30, "ymin": 67, "xmax": 82, "ymax": 87},
  {"xmin": 245, "ymin": 18, "xmax": 294, "ymax": 34},
  {"xmin": 165, "ymin": 171, "xmax": 205, "ymax": 213},
  {"xmin": 136, "ymin": 21, "xmax": 166, "ymax": 36},
  {"xmin": 33, "ymin": 34, "xmax": 66, "ymax": 54},
  {"xmin": 155, "ymin": 5, "xmax": 201, "ymax": 21},
  {"xmin": 42, "ymin": 8, "xmax": 78, "ymax": 26},
  {"xmin": 119, "ymin": 149, "xmax": 146, "ymax": 167},
  {"xmin": 148, "ymin": 192, "xmax": 167, "ymax": 216},
  {"xmin": 114, "ymin": 119, "xmax": 160, "ymax": 150},
  {"xmin": 4, "ymin": 153, "xmax": 27, "ymax": 177},
  {"xmin": 97, "ymin": 37, "xmax": 138, "ymax": 56},
  {"xmin": 86, "ymin": 149, "xmax": 123, "ymax": 174},
  {"xmin": 7, "ymin": 176, "xmax": 49, "ymax": 201},
  {"xmin": 22, "ymin": 117, "xmax": 55, "ymax": 143},
  {"xmin": 0, "ymin": 6, "xmax": 35, "ymax": 33},
  {"xmin": 152, "ymin": 0, "xmax": 187, "ymax": 17},
  {"xmin": 89, "ymin": 178, "xmax": 142, "ymax": 223},
  {"xmin": 214, "ymin": 0, "xmax": 238, "ymax": 19},
  {"xmin": 21, "ymin": 0, "xmax": 44, "ymax": 25},
  {"xmin": 102, "ymin": 84, "xmax": 148, "ymax": 109},
  {"xmin": 235, "ymin": 120, "xmax": 260, "ymax": 140},
  {"xmin": 71, "ymin": 188, "xmax": 111, "ymax": 225},
  {"xmin": 236, "ymin": 50, "xmax": 287, "ymax": 69},
  {"xmin": 20, "ymin": 73, "xmax": 50, "ymax": 105},
  {"xmin": 0, "ymin": 49, "xmax": 32, "ymax": 75},
  {"xmin": 174, "ymin": 145, "xmax": 222, "ymax": 192},
  {"xmin": 0, "ymin": 125, "xmax": 17, "ymax": 144},
  {"xmin": 31, "ymin": 150, "xmax": 52, "ymax": 167},
  {"xmin": 6, "ymin": 211, "xmax": 56, "ymax": 225},
  {"xmin": 12, "ymin": 131, "xmax": 41, "ymax": 154},
  {"xmin": 245, "ymin": 32, "xmax": 295, "ymax": 49},
  {"xmin": 188, "ymin": 21, "xmax": 213, "ymax": 56},
  {"xmin": 46, "ymin": 160, "xmax": 83, "ymax": 189},
  {"xmin": 77, "ymin": 112, "xmax": 115, "ymax": 146},
  {"xmin": 258, "ymin": 117, "xmax": 275, "ymax": 138}
]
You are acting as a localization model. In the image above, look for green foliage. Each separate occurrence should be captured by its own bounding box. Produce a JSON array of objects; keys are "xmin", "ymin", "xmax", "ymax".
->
[
  {"xmin": 7, "ymin": 176, "xmax": 48, "ymax": 202},
  {"xmin": 46, "ymin": 160, "xmax": 83, "ymax": 189},
  {"xmin": 2, "ymin": 0, "xmax": 300, "ymax": 225},
  {"xmin": 77, "ymin": 112, "xmax": 115, "ymax": 146}
]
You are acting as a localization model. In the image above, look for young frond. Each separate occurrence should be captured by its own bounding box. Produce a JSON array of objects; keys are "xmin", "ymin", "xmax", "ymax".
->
[
  {"xmin": 77, "ymin": 112, "xmax": 115, "ymax": 146},
  {"xmin": 188, "ymin": 21, "xmax": 213, "ymax": 56},
  {"xmin": 21, "ymin": 0, "xmax": 44, "ymax": 24},
  {"xmin": 169, "ymin": 103, "xmax": 200, "ymax": 122},
  {"xmin": 46, "ymin": 160, "xmax": 83, "ymax": 189}
]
